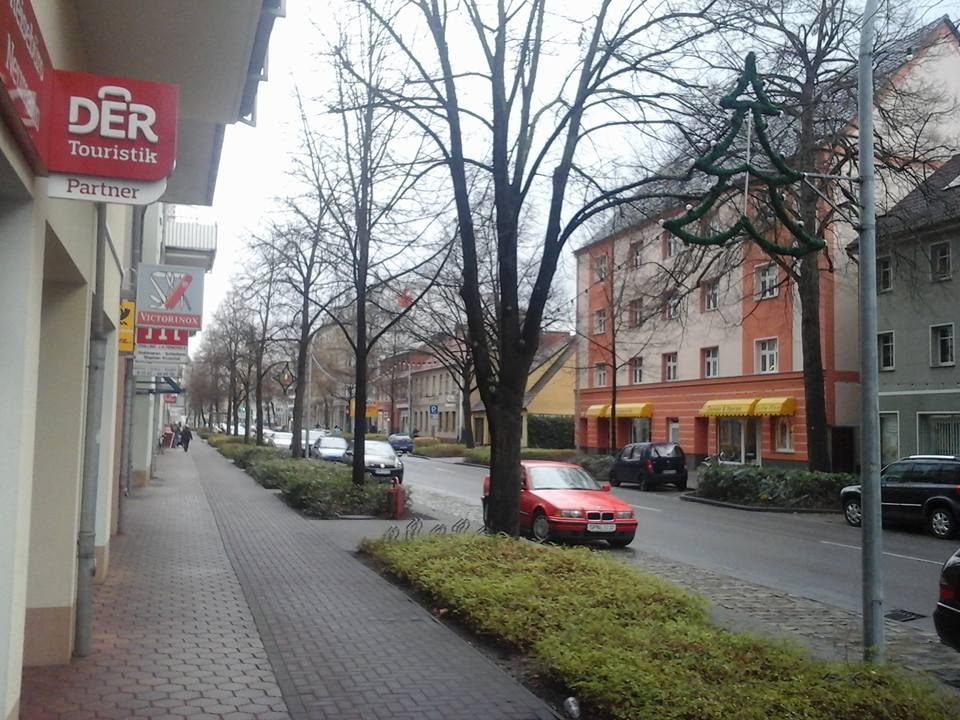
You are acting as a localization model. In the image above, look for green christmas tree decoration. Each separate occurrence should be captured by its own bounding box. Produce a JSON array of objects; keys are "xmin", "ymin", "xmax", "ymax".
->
[{"xmin": 662, "ymin": 52, "xmax": 825, "ymax": 258}]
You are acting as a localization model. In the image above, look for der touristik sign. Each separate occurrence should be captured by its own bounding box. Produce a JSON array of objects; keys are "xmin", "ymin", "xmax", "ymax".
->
[{"xmin": 1, "ymin": 0, "xmax": 178, "ymax": 204}]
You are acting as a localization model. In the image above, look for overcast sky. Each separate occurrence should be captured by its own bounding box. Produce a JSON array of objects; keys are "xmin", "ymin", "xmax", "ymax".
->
[{"xmin": 192, "ymin": 0, "xmax": 960, "ymax": 350}]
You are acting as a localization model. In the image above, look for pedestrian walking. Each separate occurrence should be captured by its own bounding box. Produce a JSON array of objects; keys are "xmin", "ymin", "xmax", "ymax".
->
[{"xmin": 180, "ymin": 426, "xmax": 193, "ymax": 452}]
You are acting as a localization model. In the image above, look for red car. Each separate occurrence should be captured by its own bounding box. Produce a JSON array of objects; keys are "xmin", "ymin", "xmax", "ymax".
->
[{"xmin": 482, "ymin": 461, "xmax": 637, "ymax": 547}]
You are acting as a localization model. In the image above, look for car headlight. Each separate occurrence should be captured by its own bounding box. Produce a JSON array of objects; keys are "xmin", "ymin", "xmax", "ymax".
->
[
  {"xmin": 559, "ymin": 509, "xmax": 582, "ymax": 518},
  {"xmin": 615, "ymin": 510, "xmax": 635, "ymax": 519}
]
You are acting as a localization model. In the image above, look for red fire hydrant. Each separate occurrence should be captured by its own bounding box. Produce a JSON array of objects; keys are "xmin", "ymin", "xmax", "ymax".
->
[{"xmin": 387, "ymin": 478, "xmax": 406, "ymax": 519}]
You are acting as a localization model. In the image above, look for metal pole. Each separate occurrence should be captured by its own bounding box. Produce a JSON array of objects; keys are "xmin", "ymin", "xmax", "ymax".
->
[
  {"xmin": 407, "ymin": 361, "xmax": 413, "ymax": 434},
  {"xmin": 305, "ymin": 347, "xmax": 313, "ymax": 458},
  {"xmin": 75, "ymin": 203, "xmax": 108, "ymax": 657},
  {"xmin": 858, "ymin": 0, "xmax": 885, "ymax": 663}
]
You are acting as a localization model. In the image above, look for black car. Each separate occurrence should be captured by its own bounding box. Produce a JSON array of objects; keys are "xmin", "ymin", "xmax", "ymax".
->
[
  {"xmin": 841, "ymin": 455, "xmax": 960, "ymax": 539},
  {"xmin": 609, "ymin": 442, "xmax": 688, "ymax": 491},
  {"xmin": 934, "ymin": 547, "xmax": 960, "ymax": 651},
  {"xmin": 388, "ymin": 433, "xmax": 414, "ymax": 454},
  {"xmin": 344, "ymin": 440, "xmax": 404, "ymax": 483}
]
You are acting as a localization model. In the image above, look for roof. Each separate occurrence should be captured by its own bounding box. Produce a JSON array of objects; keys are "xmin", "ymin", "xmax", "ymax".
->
[
  {"xmin": 877, "ymin": 153, "xmax": 960, "ymax": 237},
  {"xmin": 575, "ymin": 16, "xmax": 960, "ymax": 254},
  {"xmin": 471, "ymin": 335, "xmax": 574, "ymax": 412}
]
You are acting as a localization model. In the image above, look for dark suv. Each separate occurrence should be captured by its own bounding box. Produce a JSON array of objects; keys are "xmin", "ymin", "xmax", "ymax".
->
[
  {"xmin": 609, "ymin": 442, "xmax": 688, "ymax": 491},
  {"xmin": 841, "ymin": 455, "xmax": 960, "ymax": 539}
]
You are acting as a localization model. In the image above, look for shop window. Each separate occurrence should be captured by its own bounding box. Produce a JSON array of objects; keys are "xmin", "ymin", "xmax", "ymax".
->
[
  {"xmin": 718, "ymin": 418, "xmax": 744, "ymax": 463},
  {"xmin": 775, "ymin": 418, "xmax": 793, "ymax": 451},
  {"xmin": 931, "ymin": 323, "xmax": 954, "ymax": 367},
  {"xmin": 919, "ymin": 414, "xmax": 960, "ymax": 455},
  {"xmin": 703, "ymin": 347, "xmax": 719, "ymax": 378},
  {"xmin": 663, "ymin": 352, "xmax": 678, "ymax": 381},
  {"xmin": 756, "ymin": 264, "xmax": 778, "ymax": 299},
  {"xmin": 631, "ymin": 356, "xmax": 643, "ymax": 384},
  {"xmin": 930, "ymin": 241, "xmax": 951, "ymax": 281},
  {"xmin": 878, "ymin": 331, "xmax": 895, "ymax": 371},
  {"xmin": 877, "ymin": 256, "xmax": 892, "ymax": 292},
  {"xmin": 594, "ymin": 308, "xmax": 606, "ymax": 334},
  {"xmin": 756, "ymin": 338, "xmax": 778, "ymax": 374},
  {"xmin": 630, "ymin": 418, "xmax": 651, "ymax": 444}
]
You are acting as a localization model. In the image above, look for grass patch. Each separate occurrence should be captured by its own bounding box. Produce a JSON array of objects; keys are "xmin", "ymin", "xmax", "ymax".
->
[
  {"xmin": 463, "ymin": 447, "xmax": 579, "ymax": 465},
  {"xmin": 417, "ymin": 443, "xmax": 468, "ymax": 457},
  {"xmin": 360, "ymin": 534, "xmax": 959, "ymax": 720},
  {"xmin": 699, "ymin": 465, "xmax": 853, "ymax": 509}
]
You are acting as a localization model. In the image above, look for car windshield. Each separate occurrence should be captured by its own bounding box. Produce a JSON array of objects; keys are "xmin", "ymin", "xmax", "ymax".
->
[
  {"xmin": 319, "ymin": 437, "xmax": 347, "ymax": 450},
  {"xmin": 365, "ymin": 441, "xmax": 395, "ymax": 456},
  {"xmin": 650, "ymin": 443, "xmax": 682, "ymax": 458},
  {"xmin": 390, "ymin": 435, "xmax": 411, "ymax": 441},
  {"xmin": 528, "ymin": 466, "xmax": 600, "ymax": 491}
]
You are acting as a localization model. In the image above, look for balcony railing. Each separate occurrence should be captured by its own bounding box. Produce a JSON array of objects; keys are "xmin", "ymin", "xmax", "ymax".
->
[{"xmin": 162, "ymin": 217, "xmax": 218, "ymax": 271}]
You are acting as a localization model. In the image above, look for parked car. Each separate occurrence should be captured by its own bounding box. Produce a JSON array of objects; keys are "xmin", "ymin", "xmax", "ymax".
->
[
  {"xmin": 609, "ymin": 442, "xmax": 688, "ymax": 491},
  {"xmin": 841, "ymin": 455, "xmax": 960, "ymax": 539},
  {"xmin": 268, "ymin": 431, "xmax": 292, "ymax": 449},
  {"xmin": 388, "ymin": 433, "xmax": 414, "ymax": 454},
  {"xmin": 311, "ymin": 436, "xmax": 349, "ymax": 461},
  {"xmin": 935, "ymin": 547, "xmax": 960, "ymax": 651},
  {"xmin": 344, "ymin": 440, "xmax": 404, "ymax": 483},
  {"xmin": 482, "ymin": 461, "xmax": 637, "ymax": 547}
]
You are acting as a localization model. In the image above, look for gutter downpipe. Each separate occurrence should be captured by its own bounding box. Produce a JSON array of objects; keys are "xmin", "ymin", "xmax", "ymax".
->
[
  {"xmin": 75, "ymin": 203, "xmax": 108, "ymax": 657},
  {"xmin": 858, "ymin": 0, "xmax": 885, "ymax": 663},
  {"xmin": 117, "ymin": 206, "xmax": 145, "ymax": 535}
]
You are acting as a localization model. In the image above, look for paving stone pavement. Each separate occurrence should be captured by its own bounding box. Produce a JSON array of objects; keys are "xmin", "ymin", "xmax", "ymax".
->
[
  {"xmin": 20, "ymin": 449, "xmax": 288, "ymax": 720},
  {"xmin": 411, "ymin": 484, "xmax": 960, "ymax": 691},
  {"xmin": 192, "ymin": 444, "xmax": 557, "ymax": 720}
]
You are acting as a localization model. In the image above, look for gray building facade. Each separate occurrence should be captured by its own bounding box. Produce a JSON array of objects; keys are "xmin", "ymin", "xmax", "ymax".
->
[{"xmin": 877, "ymin": 155, "xmax": 960, "ymax": 463}]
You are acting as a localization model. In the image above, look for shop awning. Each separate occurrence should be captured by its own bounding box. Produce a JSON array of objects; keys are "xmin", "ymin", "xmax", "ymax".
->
[
  {"xmin": 585, "ymin": 404, "xmax": 609, "ymax": 417},
  {"xmin": 753, "ymin": 396, "xmax": 796, "ymax": 416},
  {"xmin": 699, "ymin": 398, "xmax": 759, "ymax": 417},
  {"xmin": 610, "ymin": 402, "xmax": 654, "ymax": 418}
]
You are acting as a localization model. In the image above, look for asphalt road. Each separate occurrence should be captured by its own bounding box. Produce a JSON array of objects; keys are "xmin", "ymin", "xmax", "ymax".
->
[{"xmin": 402, "ymin": 456, "xmax": 956, "ymax": 633}]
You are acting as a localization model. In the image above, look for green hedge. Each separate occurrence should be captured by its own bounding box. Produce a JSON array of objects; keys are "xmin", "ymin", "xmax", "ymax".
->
[
  {"xmin": 527, "ymin": 415, "xmax": 575, "ymax": 449},
  {"xmin": 413, "ymin": 436, "xmax": 441, "ymax": 448},
  {"xmin": 217, "ymin": 442, "xmax": 286, "ymax": 468},
  {"xmin": 463, "ymin": 447, "xmax": 579, "ymax": 465},
  {"xmin": 698, "ymin": 465, "xmax": 854, "ymax": 509},
  {"xmin": 362, "ymin": 534, "xmax": 958, "ymax": 720},
  {"xmin": 243, "ymin": 457, "xmax": 408, "ymax": 517},
  {"xmin": 204, "ymin": 434, "xmax": 232, "ymax": 448},
  {"xmin": 417, "ymin": 443, "xmax": 468, "ymax": 457},
  {"xmin": 571, "ymin": 453, "xmax": 616, "ymax": 481}
]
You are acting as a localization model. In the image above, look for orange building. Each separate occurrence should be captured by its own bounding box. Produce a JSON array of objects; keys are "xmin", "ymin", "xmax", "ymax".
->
[{"xmin": 573, "ymin": 217, "xmax": 861, "ymax": 470}]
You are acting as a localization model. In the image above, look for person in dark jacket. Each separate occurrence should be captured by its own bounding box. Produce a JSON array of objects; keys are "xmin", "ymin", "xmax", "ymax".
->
[{"xmin": 180, "ymin": 426, "xmax": 193, "ymax": 452}]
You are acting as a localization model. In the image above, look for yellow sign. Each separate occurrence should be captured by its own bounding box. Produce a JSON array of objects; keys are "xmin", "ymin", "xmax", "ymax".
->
[
  {"xmin": 119, "ymin": 299, "xmax": 135, "ymax": 353},
  {"xmin": 349, "ymin": 401, "xmax": 379, "ymax": 418}
]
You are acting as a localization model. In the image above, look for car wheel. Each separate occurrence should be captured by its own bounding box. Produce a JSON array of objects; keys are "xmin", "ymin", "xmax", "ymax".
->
[
  {"xmin": 531, "ymin": 511, "xmax": 551, "ymax": 542},
  {"xmin": 608, "ymin": 534, "xmax": 635, "ymax": 548},
  {"xmin": 928, "ymin": 507, "xmax": 957, "ymax": 540},
  {"xmin": 843, "ymin": 497, "xmax": 862, "ymax": 527},
  {"xmin": 676, "ymin": 477, "xmax": 688, "ymax": 491}
]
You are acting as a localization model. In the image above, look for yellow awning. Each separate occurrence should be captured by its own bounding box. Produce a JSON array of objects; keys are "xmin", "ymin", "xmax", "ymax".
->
[
  {"xmin": 611, "ymin": 402, "xmax": 654, "ymax": 418},
  {"xmin": 699, "ymin": 398, "xmax": 759, "ymax": 417},
  {"xmin": 586, "ymin": 404, "xmax": 609, "ymax": 417},
  {"xmin": 753, "ymin": 396, "xmax": 796, "ymax": 416}
]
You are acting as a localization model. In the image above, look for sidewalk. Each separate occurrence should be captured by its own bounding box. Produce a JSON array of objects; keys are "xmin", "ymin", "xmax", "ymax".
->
[{"xmin": 21, "ymin": 443, "xmax": 556, "ymax": 720}]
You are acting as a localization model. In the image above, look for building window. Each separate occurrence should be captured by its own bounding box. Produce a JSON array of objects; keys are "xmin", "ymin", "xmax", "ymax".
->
[
  {"xmin": 630, "ymin": 242, "xmax": 642, "ymax": 269},
  {"xmin": 663, "ymin": 352, "xmax": 678, "ymax": 381},
  {"xmin": 595, "ymin": 254, "xmax": 608, "ymax": 281},
  {"xmin": 930, "ymin": 241, "xmax": 951, "ymax": 281},
  {"xmin": 756, "ymin": 338, "xmax": 778, "ymax": 374},
  {"xmin": 631, "ymin": 356, "xmax": 643, "ymax": 384},
  {"xmin": 594, "ymin": 309, "xmax": 606, "ymax": 334},
  {"xmin": 877, "ymin": 331, "xmax": 895, "ymax": 371},
  {"xmin": 880, "ymin": 413, "xmax": 899, "ymax": 466},
  {"xmin": 756, "ymin": 264, "xmax": 778, "ymax": 299},
  {"xmin": 931, "ymin": 323, "xmax": 955, "ymax": 367},
  {"xmin": 919, "ymin": 414, "xmax": 960, "ymax": 455},
  {"xmin": 775, "ymin": 418, "xmax": 793, "ymax": 451},
  {"xmin": 664, "ymin": 295, "xmax": 681, "ymax": 320},
  {"xmin": 703, "ymin": 347, "xmax": 719, "ymax": 378},
  {"xmin": 630, "ymin": 418, "xmax": 651, "ymax": 443},
  {"xmin": 663, "ymin": 232, "xmax": 682, "ymax": 258},
  {"xmin": 595, "ymin": 362, "xmax": 608, "ymax": 387},
  {"xmin": 703, "ymin": 280, "xmax": 719, "ymax": 311},
  {"xmin": 628, "ymin": 298, "xmax": 644, "ymax": 328},
  {"xmin": 877, "ymin": 256, "xmax": 892, "ymax": 292}
]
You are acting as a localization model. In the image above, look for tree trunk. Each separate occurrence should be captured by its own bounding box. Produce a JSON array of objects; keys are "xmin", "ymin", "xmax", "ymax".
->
[
  {"xmin": 485, "ymin": 390, "xmax": 524, "ymax": 535},
  {"xmin": 243, "ymin": 382, "xmax": 252, "ymax": 444},
  {"xmin": 460, "ymin": 365, "xmax": 474, "ymax": 449},
  {"xmin": 291, "ymin": 297, "xmax": 310, "ymax": 458},
  {"xmin": 255, "ymin": 352, "xmax": 264, "ymax": 446}
]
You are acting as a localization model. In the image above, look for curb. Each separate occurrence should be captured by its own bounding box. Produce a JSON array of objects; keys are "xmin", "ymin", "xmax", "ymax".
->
[{"xmin": 680, "ymin": 493, "xmax": 840, "ymax": 514}]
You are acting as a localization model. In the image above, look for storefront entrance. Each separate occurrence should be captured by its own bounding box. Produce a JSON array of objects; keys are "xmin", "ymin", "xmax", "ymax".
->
[{"xmin": 718, "ymin": 417, "xmax": 761, "ymax": 464}]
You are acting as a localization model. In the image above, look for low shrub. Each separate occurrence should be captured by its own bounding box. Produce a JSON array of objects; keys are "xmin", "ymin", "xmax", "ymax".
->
[
  {"xmin": 527, "ymin": 414, "xmax": 575, "ymax": 449},
  {"xmin": 204, "ymin": 434, "xmax": 232, "ymax": 448},
  {"xmin": 464, "ymin": 447, "xmax": 579, "ymax": 465},
  {"xmin": 217, "ymin": 442, "xmax": 285, "ymax": 469},
  {"xmin": 698, "ymin": 465, "xmax": 854, "ymax": 509},
  {"xmin": 417, "ymin": 443, "xmax": 468, "ymax": 457},
  {"xmin": 361, "ymin": 534, "xmax": 959, "ymax": 720},
  {"xmin": 246, "ymin": 458, "xmax": 308, "ymax": 490},
  {"xmin": 413, "ymin": 436, "xmax": 441, "ymax": 448},
  {"xmin": 571, "ymin": 453, "xmax": 616, "ymax": 481}
]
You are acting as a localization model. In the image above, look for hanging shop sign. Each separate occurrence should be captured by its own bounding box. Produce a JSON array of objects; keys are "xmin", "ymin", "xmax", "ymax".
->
[
  {"xmin": 0, "ymin": 0, "xmax": 52, "ymax": 172},
  {"xmin": 118, "ymin": 298, "xmax": 135, "ymax": 353},
  {"xmin": 136, "ymin": 327, "xmax": 188, "ymax": 346},
  {"xmin": 134, "ymin": 342, "xmax": 188, "ymax": 367},
  {"xmin": 46, "ymin": 71, "xmax": 177, "ymax": 204},
  {"xmin": 135, "ymin": 263, "xmax": 204, "ymax": 330}
]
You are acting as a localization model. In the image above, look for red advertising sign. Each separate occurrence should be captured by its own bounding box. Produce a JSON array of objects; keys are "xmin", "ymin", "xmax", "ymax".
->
[
  {"xmin": 0, "ymin": 0, "xmax": 52, "ymax": 171},
  {"xmin": 136, "ymin": 327, "xmax": 189, "ymax": 346},
  {"xmin": 48, "ymin": 70, "xmax": 178, "ymax": 182}
]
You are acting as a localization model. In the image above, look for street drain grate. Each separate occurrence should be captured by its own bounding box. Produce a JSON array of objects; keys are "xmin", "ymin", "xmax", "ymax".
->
[{"xmin": 885, "ymin": 609, "xmax": 925, "ymax": 622}]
